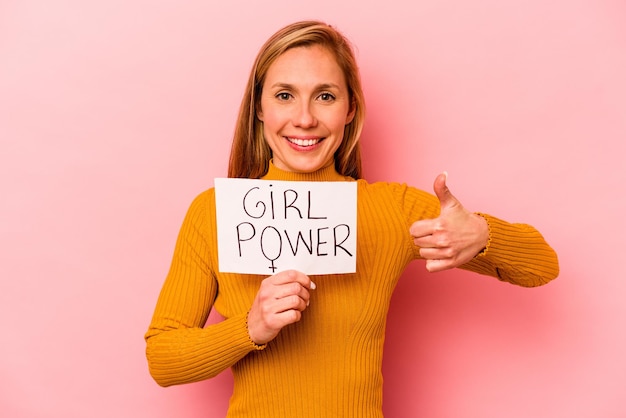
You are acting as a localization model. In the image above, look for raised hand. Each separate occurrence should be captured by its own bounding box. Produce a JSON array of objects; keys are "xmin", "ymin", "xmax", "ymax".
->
[
  {"xmin": 247, "ymin": 270, "xmax": 316, "ymax": 345},
  {"xmin": 409, "ymin": 172, "xmax": 489, "ymax": 272}
]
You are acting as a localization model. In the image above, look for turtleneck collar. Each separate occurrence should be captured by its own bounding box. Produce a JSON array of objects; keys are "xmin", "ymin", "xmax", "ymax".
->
[{"xmin": 261, "ymin": 160, "xmax": 352, "ymax": 182}]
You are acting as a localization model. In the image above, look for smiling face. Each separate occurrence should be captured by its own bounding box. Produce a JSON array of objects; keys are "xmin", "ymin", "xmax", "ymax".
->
[{"xmin": 257, "ymin": 44, "xmax": 356, "ymax": 174}]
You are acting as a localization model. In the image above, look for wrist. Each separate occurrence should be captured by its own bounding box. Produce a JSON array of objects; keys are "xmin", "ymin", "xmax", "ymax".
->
[
  {"xmin": 245, "ymin": 311, "xmax": 267, "ymax": 351},
  {"xmin": 473, "ymin": 212, "xmax": 491, "ymax": 257}
]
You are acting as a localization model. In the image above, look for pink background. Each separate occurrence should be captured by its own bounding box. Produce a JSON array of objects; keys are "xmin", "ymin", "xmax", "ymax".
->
[{"xmin": 1, "ymin": 1, "xmax": 625, "ymax": 417}]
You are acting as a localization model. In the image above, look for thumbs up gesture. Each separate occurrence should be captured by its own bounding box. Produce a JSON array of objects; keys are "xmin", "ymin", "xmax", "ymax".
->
[{"xmin": 409, "ymin": 172, "xmax": 490, "ymax": 272}]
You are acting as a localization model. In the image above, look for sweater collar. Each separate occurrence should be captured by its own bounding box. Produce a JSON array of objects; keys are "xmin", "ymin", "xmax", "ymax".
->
[{"xmin": 261, "ymin": 160, "xmax": 350, "ymax": 182}]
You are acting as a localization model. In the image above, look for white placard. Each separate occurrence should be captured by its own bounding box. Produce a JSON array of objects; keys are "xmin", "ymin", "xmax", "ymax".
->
[{"xmin": 214, "ymin": 178, "xmax": 357, "ymax": 275}]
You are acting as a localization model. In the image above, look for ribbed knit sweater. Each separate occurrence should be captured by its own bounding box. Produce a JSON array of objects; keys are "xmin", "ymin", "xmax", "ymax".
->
[{"xmin": 145, "ymin": 162, "xmax": 559, "ymax": 417}]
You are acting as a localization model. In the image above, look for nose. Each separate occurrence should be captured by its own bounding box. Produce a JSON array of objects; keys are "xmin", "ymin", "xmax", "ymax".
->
[{"xmin": 292, "ymin": 101, "xmax": 317, "ymax": 128}]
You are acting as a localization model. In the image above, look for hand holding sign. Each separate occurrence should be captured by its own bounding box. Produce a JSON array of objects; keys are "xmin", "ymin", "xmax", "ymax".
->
[
  {"xmin": 247, "ymin": 270, "xmax": 316, "ymax": 345},
  {"xmin": 409, "ymin": 172, "xmax": 489, "ymax": 272}
]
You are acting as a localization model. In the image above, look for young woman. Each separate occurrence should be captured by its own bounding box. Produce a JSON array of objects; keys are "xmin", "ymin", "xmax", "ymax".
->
[{"xmin": 145, "ymin": 20, "xmax": 559, "ymax": 418}]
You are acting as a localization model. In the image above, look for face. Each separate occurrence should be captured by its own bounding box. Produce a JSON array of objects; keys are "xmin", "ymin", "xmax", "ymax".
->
[{"xmin": 257, "ymin": 45, "xmax": 355, "ymax": 173}]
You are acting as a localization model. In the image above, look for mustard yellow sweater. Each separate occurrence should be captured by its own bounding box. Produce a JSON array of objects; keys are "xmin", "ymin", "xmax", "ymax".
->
[{"xmin": 145, "ymin": 163, "xmax": 558, "ymax": 418}]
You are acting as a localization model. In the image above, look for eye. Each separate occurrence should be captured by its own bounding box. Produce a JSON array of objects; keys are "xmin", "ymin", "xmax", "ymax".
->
[
  {"xmin": 276, "ymin": 92, "xmax": 292, "ymax": 101},
  {"xmin": 318, "ymin": 92, "xmax": 336, "ymax": 101}
]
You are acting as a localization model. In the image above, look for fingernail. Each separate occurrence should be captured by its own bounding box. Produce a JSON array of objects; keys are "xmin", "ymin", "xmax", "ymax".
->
[{"xmin": 310, "ymin": 281, "xmax": 317, "ymax": 290}]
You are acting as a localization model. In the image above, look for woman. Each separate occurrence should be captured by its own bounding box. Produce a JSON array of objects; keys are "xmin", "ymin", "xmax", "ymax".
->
[{"xmin": 145, "ymin": 20, "xmax": 559, "ymax": 417}]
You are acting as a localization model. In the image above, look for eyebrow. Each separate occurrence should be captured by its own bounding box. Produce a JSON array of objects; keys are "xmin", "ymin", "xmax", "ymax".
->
[{"xmin": 269, "ymin": 82, "xmax": 341, "ymax": 90}]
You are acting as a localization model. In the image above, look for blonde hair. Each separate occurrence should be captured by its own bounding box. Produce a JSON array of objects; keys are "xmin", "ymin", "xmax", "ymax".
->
[{"xmin": 228, "ymin": 20, "xmax": 366, "ymax": 179}]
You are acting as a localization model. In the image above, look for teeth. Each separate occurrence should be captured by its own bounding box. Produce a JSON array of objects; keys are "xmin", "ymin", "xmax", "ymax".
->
[{"xmin": 287, "ymin": 137, "xmax": 320, "ymax": 147}]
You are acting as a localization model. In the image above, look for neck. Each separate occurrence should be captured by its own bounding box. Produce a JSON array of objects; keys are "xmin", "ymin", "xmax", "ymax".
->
[{"xmin": 262, "ymin": 161, "xmax": 349, "ymax": 182}]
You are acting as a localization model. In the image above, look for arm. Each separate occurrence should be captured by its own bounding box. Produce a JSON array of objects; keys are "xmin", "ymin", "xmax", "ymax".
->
[
  {"xmin": 144, "ymin": 191, "xmax": 316, "ymax": 387},
  {"xmin": 144, "ymin": 192, "xmax": 262, "ymax": 387},
  {"xmin": 460, "ymin": 213, "xmax": 559, "ymax": 287},
  {"xmin": 410, "ymin": 173, "xmax": 559, "ymax": 287}
]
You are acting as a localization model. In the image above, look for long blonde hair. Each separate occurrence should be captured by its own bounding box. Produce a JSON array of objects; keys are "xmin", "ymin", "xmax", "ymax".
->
[{"xmin": 228, "ymin": 21, "xmax": 366, "ymax": 179}]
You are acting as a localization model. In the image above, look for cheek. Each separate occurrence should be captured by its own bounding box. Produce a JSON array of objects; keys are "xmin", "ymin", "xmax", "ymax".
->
[
  {"xmin": 260, "ymin": 113, "xmax": 284, "ymax": 150},
  {"xmin": 330, "ymin": 110, "xmax": 352, "ymax": 132},
  {"xmin": 259, "ymin": 107, "xmax": 285, "ymax": 133}
]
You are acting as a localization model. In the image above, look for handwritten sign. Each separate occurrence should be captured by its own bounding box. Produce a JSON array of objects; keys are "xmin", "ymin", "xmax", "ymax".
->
[{"xmin": 214, "ymin": 178, "xmax": 357, "ymax": 275}]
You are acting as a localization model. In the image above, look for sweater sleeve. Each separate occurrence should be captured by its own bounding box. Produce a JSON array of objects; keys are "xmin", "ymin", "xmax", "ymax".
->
[
  {"xmin": 392, "ymin": 183, "xmax": 559, "ymax": 287},
  {"xmin": 459, "ymin": 213, "xmax": 559, "ymax": 287},
  {"xmin": 144, "ymin": 191, "xmax": 262, "ymax": 387}
]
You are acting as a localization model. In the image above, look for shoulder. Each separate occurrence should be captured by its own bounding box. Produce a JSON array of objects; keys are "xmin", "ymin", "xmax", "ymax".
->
[
  {"xmin": 356, "ymin": 179, "xmax": 440, "ymax": 218},
  {"xmin": 182, "ymin": 187, "xmax": 217, "ymax": 222},
  {"xmin": 188, "ymin": 187, "xmax": 215, "ymax": 206},
  {"xmin": 356, "ymin": 179, "xmax": 433, "ymax": 200}
]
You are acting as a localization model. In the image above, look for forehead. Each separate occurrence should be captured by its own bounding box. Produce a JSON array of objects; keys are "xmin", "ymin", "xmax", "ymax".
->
[{"xmin": 264, "ymin": 45, "xmax": 347, "ymax": 88}]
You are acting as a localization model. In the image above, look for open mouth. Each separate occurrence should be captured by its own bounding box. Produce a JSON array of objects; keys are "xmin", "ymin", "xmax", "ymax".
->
[{"xmin": 286, "ymin": 137, "xmax": 323, "ymax": 147}]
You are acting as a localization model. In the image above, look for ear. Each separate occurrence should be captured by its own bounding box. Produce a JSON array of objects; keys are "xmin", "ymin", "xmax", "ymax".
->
[
  {"xmin": 345, "ymin": 98, "xmax": 356, "ymax": 125},
  {"xmin": 255, "ymin": 95, "xmax": 264, "ymax": 121}
]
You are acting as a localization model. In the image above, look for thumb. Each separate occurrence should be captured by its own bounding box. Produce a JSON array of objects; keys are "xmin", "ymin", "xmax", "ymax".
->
[{"xmin": 433, "ymin": 171, "xmax": 459, "ymax": 210}]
